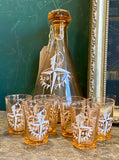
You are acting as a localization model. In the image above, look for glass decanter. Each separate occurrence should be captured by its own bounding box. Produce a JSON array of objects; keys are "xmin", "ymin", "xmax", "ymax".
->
[{"xmin": 34, "ymin": 9, "xmax": 82, "ymax": 97}]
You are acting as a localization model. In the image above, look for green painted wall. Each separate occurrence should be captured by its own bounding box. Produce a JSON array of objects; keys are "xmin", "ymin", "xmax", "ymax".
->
[{"xmin": 0, "ymin": 0, "xmax": 90, "ymax": 110}]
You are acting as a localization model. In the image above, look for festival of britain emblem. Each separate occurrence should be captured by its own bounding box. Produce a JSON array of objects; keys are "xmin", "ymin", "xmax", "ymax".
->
[
  {"xmin": 7, "ymin": 100, "xmax": 24, "ymax": 130},
  {"xmin": 61, "ymin": 103, "xmax": 71, "ymax": 125},
  {"xmin": 73, "ymin": 113, "xmax": 93, "ymax": 143},
  {"xmin": 40, "ymin": 51, "xmax": 71, "ymax": 94},
  {"xmin": 50, "ymin": 104, "xmax": 58, "ymax": 123},
  {"xmin": 27, "ymin": 109, "xmax": 49, "ymax": 140},
  {"xmin": 61, "ymin": 110, "xmax": 71, "ymax": 125},
  {"xmin": 98, "ymin": 107, "xmax": 113, "ymax": 135}
]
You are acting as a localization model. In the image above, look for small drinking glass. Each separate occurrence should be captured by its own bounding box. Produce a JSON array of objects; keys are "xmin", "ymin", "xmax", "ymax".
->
[
  {"xmin": 71, "ymin": 100, "xmax": 100, "ymax": 149},
  {"xmin": 5, "ymin": 94, "xmax": 32, "ymax": 135},
  {"xmin": 88, "ymin": 97, "xmax": 115, "ymax": 141},
  {"xmin": 34, "ymin": 94, "xmax": 59, "ymax": 134},
  {"xmin": 60, "ymin": 96, "xmax": 85, "ymax": 137},
  {"xmin": 23, "ymin": 99, "xmax": 50, "ymax": 146}
]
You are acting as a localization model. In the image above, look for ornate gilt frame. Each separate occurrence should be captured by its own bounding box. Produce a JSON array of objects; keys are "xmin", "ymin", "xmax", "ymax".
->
[{"xmin": 87, "ymin": 0, "xmax": 109, "ymax": 98}]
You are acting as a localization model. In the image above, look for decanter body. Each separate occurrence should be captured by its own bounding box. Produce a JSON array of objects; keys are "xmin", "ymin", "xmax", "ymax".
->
[{"xmin": 34, "ymin": 9, "xmax": 82, "ymax": 97}]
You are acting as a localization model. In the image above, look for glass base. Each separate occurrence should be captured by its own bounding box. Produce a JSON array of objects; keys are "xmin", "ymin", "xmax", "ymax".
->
[
  {"xmin": 48, "ymin": 130, "xmax": 57, "ymax": 135},
  {"xmin": 25, "ymin": 136, "xmax": 48, "ymax": 146},
  {"xmin": 61, "ymin": 127, "xmax": 72, "ymax": 137},
  {"xmin": 62, "ymin": 131, "xmax": 72, "ymax": 137},
  {"xmin": 97, "ymin": 135, "xmax": 111, "ymax": 141},
  {"xmin": 8, "ymin": 128, "xmax": 24, "ymax": 135},
  {"xmin": 97, "ymin": 130, "xmax": 111, "ymax": 141},
  {"xmin": 73, "ymin": 139, "xmax": 97, "ymax": 150},
  {"xmin": 48, "ymin": 127, "xmax": 57, "ymax": 135}
]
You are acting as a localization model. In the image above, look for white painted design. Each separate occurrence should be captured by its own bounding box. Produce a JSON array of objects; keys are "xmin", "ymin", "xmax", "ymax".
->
[
  {"xmin": 73, "ymin": 113, "xmax": 93, "ymax": 143},
  {"xmin": 40, "ymin": 51, "xmax": 71, "ymax": 94},
  {"xmin": 98, "ymin": 107, "xmax": 113, "ymax": 135},
  {"xmin": 50, "ymin": 106, "xmax": 58, "ymax": 122},
  {"xmin": 27, "ymin": 109, "xmax": 49, "ymax": 140},
  {"xmin": 61, "ymin": 110, "xmax": 71, "ymax": 125},
  {"xmin": 7, "ymin": 100, "xmax": 24, "ymax": 130}
]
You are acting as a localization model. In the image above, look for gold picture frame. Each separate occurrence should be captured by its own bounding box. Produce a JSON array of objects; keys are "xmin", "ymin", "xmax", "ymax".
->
[{"xmin": 87, "ymin": 0, "xmax": 109, "ymax": 98}]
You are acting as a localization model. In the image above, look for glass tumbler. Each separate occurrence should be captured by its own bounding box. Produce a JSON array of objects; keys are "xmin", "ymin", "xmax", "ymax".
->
[
  {"xmin": 60, "ymin": 96, "xmax": 85, "ymax": 137},
  {"xmin": 34, "ymin": 94, "xmax": 59, "ymax": 134},
  {"xmin": 71, "ymin": 100, "xmax": 100, "ymax": 149},
  {"xmin": 23, "ymin": 99, "xmax": 50, "ymax": 146},
  {"xmin": 5, "ymin": 94, "xmax": 32, "ymax": 135},
  {"xmin": 88, "ymin": 97, "xmax": 115, "ymax": 141}
]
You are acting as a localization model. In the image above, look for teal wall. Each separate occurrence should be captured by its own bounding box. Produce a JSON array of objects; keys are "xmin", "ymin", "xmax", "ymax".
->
[{"xmin": 0, "ymin": 0, "xmax": 90, "ymax": 110}]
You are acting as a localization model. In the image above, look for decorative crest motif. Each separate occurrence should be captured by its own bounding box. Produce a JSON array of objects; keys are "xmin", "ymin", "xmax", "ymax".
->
[
  {"xmin": 61, "ymin": 105, "xmax": 71, "ymax": 125},
  {"xmin": 7, "ymin": 99, "xmax": 24, "ymax": 130},
  {"xmin": 40, "ymin": 51, "xmax": 71, "ymax": 94},
  {"xmin": 73, "ymin": 113, "xmax": 93, "ymax": 143},
  {"xmin": 27, "ymin": 109, "xmax": 49, "ymax": 140},
  {"xmin": 98, "ymin": 107, "xmax": 113, "ymax": 135},
  {"xmin": 50, "ymin": 104, "xmax": 58, "ymax": 123}
]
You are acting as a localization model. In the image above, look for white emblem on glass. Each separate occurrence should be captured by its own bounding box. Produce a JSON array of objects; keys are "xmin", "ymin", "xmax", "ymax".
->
[
  {"xmin": 7, "ymin": 99, "xmax": 24, "ymax": 130},
  {"xmin": 50, "ymin": 104, "xmax": 58, "ymax": 122},
  {"xmin": 28, "ymin": 109, "xmax": 49, "ymax": 140},
  {"xmin": 98, "ymin": 107, "xmax": 113, "ymax": 135},
  {"xmin": 73, "ymin": 113, "xmax": 93, "ymax": 143},
  {"xmin": 40, "ymin": 51, "xmax": 71, "ymax": 94},
  {"xmin": 61, "ymin": 110, "xmax": 71, "ymax": 125}
]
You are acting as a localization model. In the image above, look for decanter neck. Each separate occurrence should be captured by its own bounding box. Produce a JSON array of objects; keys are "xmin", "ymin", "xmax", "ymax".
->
[
  {"xmin": 48, "ymin": 9, "xmax": 71, "ymax": 47},
  {"xmin": 48, "ymin": 22, "xmax": 68, "ymax": 47},
  {"xmin": 54, "ymin": 23, "xmax": 68, "ymax": 40}
]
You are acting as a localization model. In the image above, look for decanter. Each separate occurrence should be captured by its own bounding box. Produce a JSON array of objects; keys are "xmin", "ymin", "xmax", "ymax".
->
[{"xmin": 34, "ymin": 9, "xmax": 82, "ymax": 97}]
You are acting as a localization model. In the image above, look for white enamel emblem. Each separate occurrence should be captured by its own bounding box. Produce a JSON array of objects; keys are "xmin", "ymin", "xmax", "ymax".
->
[
  {"xmin": 61, "ymin": 110, "xmax": 71, "ymax": 125},
  {"xmin": 50, "ymin": 106, "xmax": 58, "ymax": 122},
  {"xmin": 73, "ymin": 113, "xmax": 93, "ymax": 143},
  {"xmin": 7, "ymin": 100, "xmax": 24, "ymax": 130},
  {"xmin": 40, "ymin": 51, "xmax": 71, "ymax": 94},
  {"xmin": 98, "ymin": 107, "xmax": 113, "ymax": 135},
  {"xmin": 27, "ymin": 109, "xmax": 49, "ymax": 140}
]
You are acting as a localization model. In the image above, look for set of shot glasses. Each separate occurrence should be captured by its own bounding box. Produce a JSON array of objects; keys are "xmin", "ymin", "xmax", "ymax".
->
[{"xmin": 5, "ymin": 94, "xmax": 115, "ymax": 149}]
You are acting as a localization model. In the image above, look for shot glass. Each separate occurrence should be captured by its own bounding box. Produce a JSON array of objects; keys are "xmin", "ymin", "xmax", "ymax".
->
[
  {"xmin": 23, "ymin": 99, "xmax": 50, "ymax": 146},
  {"xmin": 5, "ymin": 94, "xmax": 32, "ymax": 135},
  {"xmin": 34, "ymin": 94, "xmax": 59, "ymax": 134},
  {"xmin": 60, "ymin": 96, "xmax": 85, "ymax": 137},
  {"xmin": 71, "ymin": 100, "xmax": 100, "ymax": 149},
  {"xmin": 88, "ymin": 97, "xmax": 115, "ymax": 141}
]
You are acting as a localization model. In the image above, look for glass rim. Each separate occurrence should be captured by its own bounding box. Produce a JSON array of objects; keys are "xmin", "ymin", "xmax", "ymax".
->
[
  {"xmin": 87, "ymin": 97, "xmax": 115, "ymax": 105},
  {"xmin": 71, "ymin": 100, "xmax": 100, "ymax": 110},
  {"xmin": 5, "ymin": 94, "xmax": 32, "ymax": 100},
  {"xmin": 34, "ymin": 94, "xmax": 59, "ymax": 100},
  {"xmin": 34, "ymin": 94, "xmax": 58, "ymax": 97},
  {"xmin": 23, "ymin": 99, "xmax": 50, "ymax": 106},
  {"xmin": 61, "ymin": 96, "xmax": 86, "ymax": 102}
]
